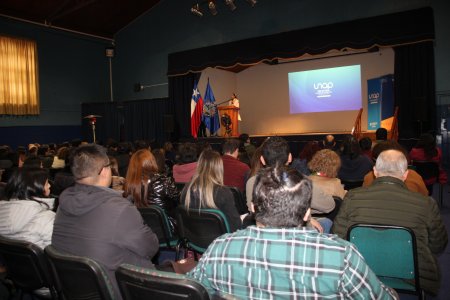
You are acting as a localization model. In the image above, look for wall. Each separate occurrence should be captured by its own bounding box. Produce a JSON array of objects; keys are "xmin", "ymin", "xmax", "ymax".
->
[
  {"xmin": 114, "ymin": 0, "xmax": 450, "ymax": 137},
  {"xmin": 0, "ymin": 17, "xmax": 111, "ymax": 147}
]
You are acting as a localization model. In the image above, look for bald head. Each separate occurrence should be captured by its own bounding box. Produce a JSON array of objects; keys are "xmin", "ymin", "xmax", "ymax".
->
[{"xmin": 374, "ymin": 150, "xmax": 408, "ymax": 181}]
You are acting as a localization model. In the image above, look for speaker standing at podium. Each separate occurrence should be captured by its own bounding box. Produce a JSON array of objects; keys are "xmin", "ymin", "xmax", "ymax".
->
[{"xmin": 229, "ymin": 93, "xmax": 241, "ymax": 121}]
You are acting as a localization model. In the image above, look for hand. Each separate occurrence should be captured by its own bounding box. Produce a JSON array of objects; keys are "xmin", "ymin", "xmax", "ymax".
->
[{"xmin": 309, "ymin": 218, "xmax": 324, "ymax": 233}]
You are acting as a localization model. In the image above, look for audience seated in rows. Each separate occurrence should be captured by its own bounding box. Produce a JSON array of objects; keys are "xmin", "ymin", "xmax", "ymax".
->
[
  {"xmin": 363, "ymin": 140, "xmax": 428, "ymax": 196},
  {"xmin": 246, "ymin": 136, "xmax": 332, "ymax": 233},
  {"xmin": 291, "ymin": 141, "xmax": 320, "ymax": 176},
  {"xmin": 338, "ymin": 135, "xmax": 373, "ymax": 181},
  {"xmin": 51, "ymin": 144, "xmax": 159, "ymax": 299},
  {"xmin": 333, "ymin": 149, "xmax": 448, "ymax": 295},
  {"xmin": 180, "ymin": 149, "xmax": 242, "ymax": 232},
  {"xmin": 0, "ymin": 168, "xmax": 55, "ymax": 249},
  {"xmin": 188, "ymin": 165, "xmax": 398, "ymax": 299},
  {"xmin": 409, "ymin": 133, "xmax": 447, "ymax": 186},
  {"xmin": 221, "ymin": 138, "xmax": 250, "ymax": 192},
  {"xmin": 123, "ymin": 149, "xmax": 179, "ymax": 234},
  {"xmin": 173, "ymin": 143, "xmax": 198, "ymax": 183}
]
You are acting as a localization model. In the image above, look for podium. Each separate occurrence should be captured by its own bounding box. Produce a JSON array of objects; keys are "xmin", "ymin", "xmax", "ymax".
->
[{"xmin": 218, "ymin": 106, "xmax": 239, "ymax": 137}]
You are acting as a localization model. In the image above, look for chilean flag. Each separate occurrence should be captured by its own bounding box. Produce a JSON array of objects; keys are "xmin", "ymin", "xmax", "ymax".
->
[{"xmin": 190, "ymin": 81, "xmax": 203, "ymax": 138}]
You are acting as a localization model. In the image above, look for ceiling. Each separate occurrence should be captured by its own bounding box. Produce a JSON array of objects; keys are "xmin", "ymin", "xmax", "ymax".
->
[{"xmin": 0, "ymin": 0, "xmax": 162, "ymax": 40}]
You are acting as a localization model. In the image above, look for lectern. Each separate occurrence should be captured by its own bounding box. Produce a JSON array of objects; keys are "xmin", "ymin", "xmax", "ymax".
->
[{"xmin": 218, "ymin": 106, "xmax": 239, "ymax": 137}]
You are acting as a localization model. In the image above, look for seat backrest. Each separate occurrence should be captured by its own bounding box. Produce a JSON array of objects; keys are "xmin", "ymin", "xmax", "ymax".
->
[
  {"xmin": 347, "ymin": 224, "xmax": 420, "ymax": 289},
  {"xmin": 176, "ymin": 206, "xmax": 230, "ymax": 253},
  {"xmin": 228, "ymin": 186, "xmax": 248, "ymax": 215},
  {"xmin": 44, "ymin": 245, "xmax": 115, "ymax": 300},
  {"xmin": 115, "ymin": 264, "xmax": 210, "ymax": 300},
  {"xmin": 0, "ymin": 236, "xmax": 56, "ymax": 297},
  {"xmin": 341, "ymin": 179, "xmax": 364, "ymax": 190},
  {"xmin": 412, "ymin": 160, "xmax": 439, "ymax": 181},
  {"xmin": 138, "ymin": 205, "xmax": 174, "ymax": 248}
]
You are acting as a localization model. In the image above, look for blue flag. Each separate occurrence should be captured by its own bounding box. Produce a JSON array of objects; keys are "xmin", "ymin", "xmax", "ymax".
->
[{"xmin": 202, "ymin": 79, "xmax": 220, "ymax": 135}]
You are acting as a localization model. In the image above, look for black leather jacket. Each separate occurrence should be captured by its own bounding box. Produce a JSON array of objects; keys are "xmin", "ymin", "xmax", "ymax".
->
[{"xmin": 146, "ymin": 173, "xmax": 180, "ymax": 232}]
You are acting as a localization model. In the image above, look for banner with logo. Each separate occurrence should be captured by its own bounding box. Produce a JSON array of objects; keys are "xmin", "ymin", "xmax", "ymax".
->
[{"xmin": 367, "ymin": 74, "xmax": 394, "ymax": 130}]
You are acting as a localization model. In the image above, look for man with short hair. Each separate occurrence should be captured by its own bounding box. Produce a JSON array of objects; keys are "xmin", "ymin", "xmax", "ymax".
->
[
  {"xmin": 251, "ymin": 136, "xmax": 335, "ymax": 219},
  {"xmin": 52, "ymin": 144, "xmax": 158, "ymax": 298},
  {"xmin": 333, "ymin": 149, "xmax": 448, "ymax": 295},
  {"xmin": 221, "ymin": 138, "xmax": 249, "ymax": 192},
  {"xmin": 188, "ymin": 166, "xmax": 397, "ymax": 299}
]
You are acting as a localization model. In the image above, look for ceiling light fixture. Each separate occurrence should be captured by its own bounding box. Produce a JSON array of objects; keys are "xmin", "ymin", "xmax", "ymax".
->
[
  {"xmin": 191, "ymin": 3, "xmax": 203, "ymax": 17},
  {"xmin": 246, "ymin": 0, "xmax": 257, "ymax": 7},
  {"xmin": 225, "ymin": 0, "xmax": 236, "ymax": 11},
  {"xmin": 208, "ymin": 1, "xmax": 218, "ymax": 15}
]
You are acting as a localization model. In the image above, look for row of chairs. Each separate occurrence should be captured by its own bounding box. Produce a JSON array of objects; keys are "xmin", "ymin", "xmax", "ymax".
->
[
  {"xmin": 139, "ymin": 205, "xmax": 232, "ymax": 260},
  {"xmin": 0, "ymin": 235, "xmax": 214, "ymax": 300},
  {"xmin": 0, "ymin": 223, "xmax": 424, "ymax": 300}
]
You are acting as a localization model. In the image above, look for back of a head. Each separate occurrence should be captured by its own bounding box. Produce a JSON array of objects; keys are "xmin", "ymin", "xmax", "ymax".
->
[
  {"xmin": 185, "ymin": 149, "xmax": 223, "ymax": 209},
  {"xmin": 261, "ymin": 137, "xmax": 290, "ymax": 167},
  {"xmin": 253, "ymin": 166, "xmax": 312, "ymax": 228},
  {"xmin": 299, "ymin": 141, "xmax": 320, "ymax": 161},
  {"xmin": 375, "ymin": 127, "xmax": 388, "ymax": 140},
  {"xmin": 359, "ymin": 137, "xmax": 372, "ymax": 151},
  {"xmin": 222, "ymin": 138, "xmax": 240, "ymax": 155},
  {"xmin": 323, "ymin": 135, "xmax": 335, "ymax": 149},
  {"xmin": 239, "ymin": 133, "xmax": 250, "ymax": 143},
  {"xmin": 372, "ymin": 140, "xmax": 407, "ymax": 161},
  {"xmin": 375, "ymin": 150, "xmax": 407, "ymax": 178},
  {"xmin": 22, "ymin": 156, "xmax": 42, "ymax": 169},
  {"xmin": 178, "ymin": 143, "xmax": 198, "ymax": 164},
  {"xmin": 151, "ymin": 149, "xmax": 166, "ymax": 173},
  {"xmin": 416, "ymin": 133, "xmax": 437, "ymax": 158},
  {"xmin": 71, "ymin": 144, "xmax": 109, "ymax": 181},
  {"xmin": 308, "ymin": 149, "xmax": 341, "ymax": 178},
  {"xmin": 341, "ymin": 135, "xmax": 361, "ymax": 159},
  {"xmin": 5, "ymin": 167, "xmax": 49, "ymax": 200}
]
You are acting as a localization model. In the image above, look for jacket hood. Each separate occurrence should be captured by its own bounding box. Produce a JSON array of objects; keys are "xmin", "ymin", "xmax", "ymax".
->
[
  {"xmin": 59, "ymin": 183, "xmax": 122, "ymax": 216},
  {"xmin": 0, "ymin": 198, "xmax": 53, "ymax": 234}
]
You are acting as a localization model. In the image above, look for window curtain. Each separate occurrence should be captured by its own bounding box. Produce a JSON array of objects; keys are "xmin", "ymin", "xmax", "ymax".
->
[
  {"xmin": 0, "ymin": 36, "xmax": 39, "ymax": 115},
  {"xmin": 394, "ymin": 42, "xmax": 436, "ymax": 138}
]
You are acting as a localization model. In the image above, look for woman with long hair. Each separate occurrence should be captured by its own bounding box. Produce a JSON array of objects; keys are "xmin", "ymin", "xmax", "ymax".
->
[
  {"xmin": 337, "ymin": 135, "xmax": 373, "ymax": 181},
  {"xmin": 123, "ymin": 149, "xmax": 179, "ymax": 232},
  {"xmin": 181, "ymin": 149, "xmax": 241, "ymax": 232},
  {"xmin": 0, "ymin": 168, "xmax": 55, "ymax": 248}
]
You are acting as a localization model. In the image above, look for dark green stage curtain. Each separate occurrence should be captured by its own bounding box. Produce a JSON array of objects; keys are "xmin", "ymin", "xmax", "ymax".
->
[
  {"xmin": 168, "ymin": 73, "xmax": 201, "ymax": 140},
  {"xmin": 394, "ymin": 42, "xmax": 436, "ymax": 138},
  {"xmin": 81, "ymin": 102, "xmax": 120, "ymax": 144}
]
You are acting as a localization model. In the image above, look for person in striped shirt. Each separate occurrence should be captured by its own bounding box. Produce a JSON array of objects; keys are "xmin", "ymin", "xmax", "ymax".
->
[{"xmin": 188, "ymin": 165, "xmax": 398, "ymax": 299}]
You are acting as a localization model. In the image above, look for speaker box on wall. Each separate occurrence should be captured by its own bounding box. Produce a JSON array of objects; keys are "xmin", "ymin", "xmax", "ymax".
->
[{"xmin": 163, "ymin": 114, "xmax": 174, "ymax": 133}]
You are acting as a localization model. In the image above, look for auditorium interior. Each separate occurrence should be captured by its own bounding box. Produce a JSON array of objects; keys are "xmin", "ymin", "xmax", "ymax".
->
[{"xmin": 1, "ymin": 0, "xmax": 450, "ymax": 299}]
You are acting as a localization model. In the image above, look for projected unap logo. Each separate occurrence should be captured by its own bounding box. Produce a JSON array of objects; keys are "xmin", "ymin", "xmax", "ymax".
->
[{"xmin": 314, "ymin": 82, "xmax": 334, "ymax": 98}]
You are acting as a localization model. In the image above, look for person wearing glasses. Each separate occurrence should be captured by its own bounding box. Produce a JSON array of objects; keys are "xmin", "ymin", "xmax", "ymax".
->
[{"xmin": 51, "ymin": 144, "xmax": 158, "ymax": 299}]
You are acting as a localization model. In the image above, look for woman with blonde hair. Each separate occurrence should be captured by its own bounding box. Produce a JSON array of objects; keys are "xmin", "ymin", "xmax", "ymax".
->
[
  {"xmin": 123, "ymin": 149, "xmax": 179, "ymax": 232},
  {"xmin": 181, "ymin": 149, "xmax": 241, "ymax": 232},
  {"xmin": 308, "ymin": 149, "xmax": 346, "ymax": 200}
]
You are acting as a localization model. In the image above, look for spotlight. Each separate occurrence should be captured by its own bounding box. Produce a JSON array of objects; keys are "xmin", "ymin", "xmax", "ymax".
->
[
  {"xmin": 246, "ymin": 0, "xmax": 257, "ymax": 7},
  {"xmin": 225, "ymin": 0, "xmax": 236, "ymax": 11},
  {"xmin": 208, "ymin": 1, "xmax": 218, "ymax": 15},
  {"xmin": 191, "ymin": 3, "xmax": 203, "ymax": 17}
]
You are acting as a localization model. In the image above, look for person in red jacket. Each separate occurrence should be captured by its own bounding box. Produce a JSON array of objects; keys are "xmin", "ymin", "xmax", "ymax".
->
[{"xmin": 221, "ymin": 139, "xmax": 250, "ymax": 192}]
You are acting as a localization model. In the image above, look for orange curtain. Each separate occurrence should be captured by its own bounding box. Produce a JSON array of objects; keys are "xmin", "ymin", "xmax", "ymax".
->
[{"xmin": 0, "ymin": 36, "xmax": 39, "ymax": 115}]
